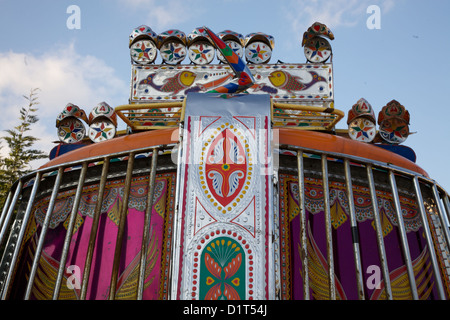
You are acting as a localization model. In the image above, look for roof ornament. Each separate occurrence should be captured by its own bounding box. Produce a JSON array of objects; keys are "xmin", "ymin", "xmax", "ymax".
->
[
  {"xmin": 187, "ymin": 27, "xmax": 216, "ymax": 65},
  {"xmin": 347, "ymin": 98, "xmax": 377, "ymax": 143},
  {"xmin": 157, "ymin": 29, "xmax": 187, "ymax": 65},
  {"xmin": 88, "ymin": 102, "xmax": 117, "ymax": 143},
  {"xmin": 378, "ymin": 100, "xmax": 410, "ymax": 144},
  {"xmin": 129, "ymin": 25, "xmax": 158, "ymax": 64},
  {"xmin": 56, "ymin": 103, "xmax": 88, "ymax": 144},
  {"xmin": 302, "ymin": 22, "xmax": 334, "ymax": 63},
  {"xmin": 244, "ymin": 32, "xmax": 274, "ymax": 64}
]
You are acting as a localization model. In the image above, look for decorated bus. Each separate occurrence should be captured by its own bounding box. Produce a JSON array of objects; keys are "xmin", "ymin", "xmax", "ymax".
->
[{"xmin": 0, "ymin": 23, "xmax": 449, "ymax": 300}]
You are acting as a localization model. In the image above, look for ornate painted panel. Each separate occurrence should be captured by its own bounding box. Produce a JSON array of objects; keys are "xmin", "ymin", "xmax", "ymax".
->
[
  {"xmin": 14, "ymin": 172, "xmax": 176, "ymax": 300},
  {"xmin": 278, "ymin": 173, "xmax": 450, "ymax": 300},
  {"xmin": 130, "ymin": 63, "xmax": 333, "ymax": 104},
  {"xmin": 174, "ymin": 93, "xmax": 273, "ymax": 300}
]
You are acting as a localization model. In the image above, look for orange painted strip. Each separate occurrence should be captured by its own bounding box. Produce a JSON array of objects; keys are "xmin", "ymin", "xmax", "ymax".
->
[
  {"xmin": 202, "ymin": 74, "xmax": 233, "ymax": 89},
  {"xmin": 40, "ymin": 128, "xmax": 179, "ymax": 169},
  {"xmin": 40, "ymin": 127, "xmax": 427, "ymax": 177},
  {"xmin": 278, "ymin": 128, "xmax": 428, "ymax": 176}
]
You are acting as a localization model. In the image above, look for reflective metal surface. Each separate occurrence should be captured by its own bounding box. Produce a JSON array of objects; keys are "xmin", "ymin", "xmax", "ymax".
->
[{"xmin": 0, "ymin": 136, "xmax": 449, "ymax": 300}]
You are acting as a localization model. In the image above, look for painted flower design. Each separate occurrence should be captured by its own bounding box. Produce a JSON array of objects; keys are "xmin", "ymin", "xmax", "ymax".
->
[
  {"xmin": 379, "ymin": 118, "xmax": 409, "ymax": 144},
  {"xmin": 88, "ymin": 121, "xmax": 116, "ymax": 142},
  {"xmin": 189, "ymin": 42, "xmax": 214, "ymax": 64},
  {"xmin": 249, "ymin": 44, "xmax": 267, "ymax": 60},
  {"xmin": 58, "ymin": 118, "xmax": 85, "ymax": 143},
  {"xmin": 349, "ymin": 118, "xmax": 376, "ymax": 142},
  {"xmin": 160, "ymin": 42, "xmax": 186, "ymax": 64},
  {"xmin": 200, "ymin": 237, "xmax": 245, "ymax": 300}
]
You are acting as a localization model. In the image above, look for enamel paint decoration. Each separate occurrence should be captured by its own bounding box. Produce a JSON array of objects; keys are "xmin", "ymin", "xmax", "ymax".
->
[
  {"xmin": 378, "ymin": 100, "xmax": 410, "ymax": 144},
  {"xmin": 129, "ymin": 25, "xmax": 158, "ymax": 64},
  {"xmin": 302, "ymin": 22, "xmax": 334, "ymax": 63},
  {"xmin": 203, "ymin": 26, "xmax": 255, "ymax": 94},
  {"xmin": 244, "ymin": 32, "xmax": 274, "ymax": 64},
  {"xmin": 88, "ymin": 102, "xmax": 117, "ymax": 143},
  {"xmin": 347, "ymin": 98, "xmax": 377, "ymax": 143},
  {"xmin": 173, "ymin": 93, "xmax": 273, "ymax": 300},
  {"xmin": 131, "ymin": 64, "xmax": 332, "ymax": 103},
  {"xmin": 216, "ymin": 30, "xmax": 245, "ymax": 64},
  {"xmin": 128, "ymin": 25, "xmax": 332, "ymax": 103},
  {"xmin": 56, "ymin": 103, "xmax": 88, "ymax": 144},
  {"xmin": 130, "ymin": 40, "xmax": 157, "ymax": 65},
  {"xmin": 187, "ymin": 27, "xmax": 216, "ymax": 65},
  {"xmin": 157, "ymin": 29, "xmax": 187, "ymax": 65}
]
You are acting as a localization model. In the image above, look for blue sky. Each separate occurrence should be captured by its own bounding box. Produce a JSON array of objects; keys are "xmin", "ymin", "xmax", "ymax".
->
[{"xmin": 1, "ymin": 0, "xmax": 450, "ymax": 191}]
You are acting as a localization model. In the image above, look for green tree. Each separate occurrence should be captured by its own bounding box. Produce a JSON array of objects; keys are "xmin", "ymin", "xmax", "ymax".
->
[{"xmin": 0, "ymin": 88, "xmax": 47, "ymax": 207}]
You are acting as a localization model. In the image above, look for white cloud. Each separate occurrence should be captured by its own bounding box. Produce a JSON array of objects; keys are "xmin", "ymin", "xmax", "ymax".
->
[
  {"xmin": 282, "ymin": 0, "xmax": 396, "ymax": 35},
  {"xmin": 0, "ymin": 42, "xmax": 128, "ymax": 169},
  {"xmin": 381, "ymin": 0, "xmax": 396, "ymax": 14},
  {"xmin": 118, "ymin": 0, "xmax": 204, "ymax": 30}
]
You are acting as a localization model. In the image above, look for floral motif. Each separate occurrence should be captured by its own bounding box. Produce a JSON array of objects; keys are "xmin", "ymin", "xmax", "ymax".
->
[
  {"xmin": 88, "ymin": 120, "xmax": 116, "ymax": 142},
  {"xmin": 160, "ymin": 41, "xmax": 187, "ymax": 65},
  {"xmin": 188, "ymin": 42, "xmax": 215, "ymax": 65},
  {"xmin": 245, "ymin": 42, "xmax": 271, "ymax": 64},
  {"xmin": 57, "ymin": 117, "xmax": 85, "ymax": 144},
  {"xmin": 200, "ymin": 237, "xmax": 245, "ymax": 300},
  {"xmin": 130, "ymin": 40, "xmax": 157, "ymax": 64},
  {"xmin": 348, "ymin": 118, "xmax": 376, "ymax": 142}
]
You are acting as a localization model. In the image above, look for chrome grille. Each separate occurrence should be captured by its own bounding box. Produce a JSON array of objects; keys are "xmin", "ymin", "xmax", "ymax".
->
[{"xmin": 0, "ymin": 142, "xmax": 449, "ymax": 300}]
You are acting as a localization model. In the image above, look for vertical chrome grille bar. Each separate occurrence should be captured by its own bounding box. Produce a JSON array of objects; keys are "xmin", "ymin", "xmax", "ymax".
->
[
  {"xmin": 0, "ymin": 181, "xmax": 23, "ymax": 251},
  {"xmin": 137, "ymin": 148, "xmax": 159, "ymax": 300},
  {"xmin": 388, "ymin": 171, "xmax": 418, "ymax": 299},
  {"xmin": 343, "ymin": 159, "xmax": 365, "ymax": 300},
  {"xmin": 0, "ymin": 191, "xmax": 13, "ymax": 236},
  {"xmin": 109, "ymin": 152, "xmax": 135, "ymax": 300},
  {"xmin": 24, "ymin": 166, "xmax": 64, "ymax": 300},
  {"xmin": 366, "ymin": 164, "xmax": 392, "ymax": 300},
  {"xmin": 53, "ymin": 162, "xmax": 88, "ymax": 300},
  {"xmin": 169, "ymin": 136, "xmax": 184, "ymax": 299},
  {"xmin": 413, "ymin": 176, "xmax": 446, "ymax": 299},
  {"xmin": 432, "ymin": 183, "xmax": 450, "ymax": 252},
  {"xmin": 321, "ymin": 154, "xmax": 335, "ymax": 300},
  {"xmin": 1, "ymin": 173, "xmax": 40, "ymax": 300},
  {"xmin": 442, "ymin": 193, "xmax": 450, "ymax": 233},
  {"xmin": 80, "ymin": 157, "xmax": 110, "ymax": 300},
  {"xmin": 296, "ymin": 151, "xmax": 309, "ymax": 300},
  {"xmin": 0, "ymin": 183, "xmax": 22, "ymax": 297}
]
